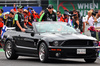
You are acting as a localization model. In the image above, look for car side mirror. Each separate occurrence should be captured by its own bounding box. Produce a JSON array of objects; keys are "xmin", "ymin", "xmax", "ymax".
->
[{"xmin": 25, "ymin": 29, "xmax": 35, "ymax": 37}]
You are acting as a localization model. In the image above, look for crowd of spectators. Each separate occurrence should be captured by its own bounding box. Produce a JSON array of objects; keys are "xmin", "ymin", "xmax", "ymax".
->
[{"xmin": 0, "ymin": 4, "xmax": 100, "ymax": 41}]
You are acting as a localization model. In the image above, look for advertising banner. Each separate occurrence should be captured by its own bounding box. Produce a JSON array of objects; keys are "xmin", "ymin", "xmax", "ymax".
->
[
  {"xmin": 49, "ymin": 0, "xmax": 100, "ymax": 16},
  {"xmin": 2, "ymin": 7, "xmax": 42, "ymax": 14},
  {"xmin": 0, "ymin": 7, "xmax": 3, "ymax": 9}
]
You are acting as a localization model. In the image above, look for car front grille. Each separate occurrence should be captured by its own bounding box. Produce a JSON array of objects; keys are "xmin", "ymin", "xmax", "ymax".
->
[{"xmin": 61, "ymin": 40, "xmax": 93, "ymax": 47}]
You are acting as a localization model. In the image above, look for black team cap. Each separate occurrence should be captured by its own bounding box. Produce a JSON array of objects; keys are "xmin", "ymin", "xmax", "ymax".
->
[{"xmin": 48, "ymin": 4, "xmax": 53, "ymax": 9}]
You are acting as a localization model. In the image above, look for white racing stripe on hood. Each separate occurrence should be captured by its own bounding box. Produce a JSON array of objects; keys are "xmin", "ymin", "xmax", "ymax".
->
[
  {"xmin": 41, "ymin": 33, "xmax": 97, "ymax": 40},
  {"xmin": 42, "ymin": 33, "xmax": 62, "ymax": 37},
  {"xmin": 72, "ymin": 34, "xmax": 86, "ymax": 38},
  {"xmin": 72, "ymin": 34, "xmax": 96, "ymax": 40}
]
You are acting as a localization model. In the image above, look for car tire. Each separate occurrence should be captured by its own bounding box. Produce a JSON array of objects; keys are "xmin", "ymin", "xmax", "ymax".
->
[
  {"xmin": 84, "ymin": 58, "xmax": 96, "ymax": 63},
  {"xmin": 39, "ymin": 42, "xmax": 48, "ymax": 63},
  {"xmin": 5, "ymin": 40, "xmax": 18, "ymax": 60}
]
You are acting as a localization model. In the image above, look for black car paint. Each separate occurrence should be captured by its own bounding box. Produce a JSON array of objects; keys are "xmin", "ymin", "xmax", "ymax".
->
[{"xmin": 1, "ymin": 22, "xmax": 99, "ymax": 58}]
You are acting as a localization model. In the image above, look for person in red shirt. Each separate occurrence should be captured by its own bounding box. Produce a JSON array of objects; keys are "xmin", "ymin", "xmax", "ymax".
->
[
  {"xmin": 31, "ymin": 10, "xmax": 40, "ymax": 22},
  {"xmin": 10, "ymin": 3, "xmax": 17, "ymax": 15},
  {"xmin": 60, "ymin": 14, "xmax": 69, "ymax": 22},
  {"xmin": 57, "ymin": 11, "xmax": 62, "ymax": 22},
  {"xmin": 23, "ymin": 9, "xmax": 28, "ymax": 19},
  {"xmin": 0, "ymin": 16, "xmax": 4, "ymax": 36},
  {"xmin": 27, "ymin": 7, "xmax": 33, "ymax": 16},
  {"xmin": 23, "ymin": 9, "xmax": 32, "ymax": 27},
  {"xmin": 13, "ymin": 3, "xmax": 17, "ymax": 12},
  {"xmin": 57, "ymin": 10, "xmax": 70, "ymax": 22},
  {"xmin": 0, "ymin": 16, "xmax": 4, "ymax": 47}
]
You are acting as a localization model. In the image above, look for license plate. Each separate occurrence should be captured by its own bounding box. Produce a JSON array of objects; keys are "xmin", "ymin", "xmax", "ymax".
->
[{"xmin": 77, "ymin": 49, "xmax": 86, "ymax": 54}]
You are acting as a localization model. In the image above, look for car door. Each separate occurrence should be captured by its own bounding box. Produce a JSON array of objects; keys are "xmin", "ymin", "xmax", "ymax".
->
[{"xmin": 15, "ymin": 31, "xmax": 36, "ymax": 53}]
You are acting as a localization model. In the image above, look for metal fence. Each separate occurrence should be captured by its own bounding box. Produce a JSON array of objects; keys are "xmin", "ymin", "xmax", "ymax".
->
[{"xmin": 0, "ymin": 0, "xmax": 41, "ymax": 7}]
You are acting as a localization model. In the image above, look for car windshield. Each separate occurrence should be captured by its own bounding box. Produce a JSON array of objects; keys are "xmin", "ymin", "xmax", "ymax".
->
[{"xmin": 35, "ymin": 22, "xmax": 77, "ymax": 34}]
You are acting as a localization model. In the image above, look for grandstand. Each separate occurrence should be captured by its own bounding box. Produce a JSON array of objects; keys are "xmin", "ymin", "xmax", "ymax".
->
[
  {"xmin": 0, "ymin": 0, "xmax": 48, "ymax": 9},
  {"xmin": 0, "ymin": 0, "xmax": 40, "ymax": 6}
]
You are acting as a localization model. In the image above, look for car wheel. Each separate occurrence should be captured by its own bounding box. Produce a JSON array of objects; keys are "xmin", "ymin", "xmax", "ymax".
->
[
  {"xmin": 84, "ymin": 58, "xmax": 96, "ymax": 63},
  {"xmin": 5, "ymin": 40, "xmax": 18, "ymax": 60},
  {"xmin": 39, "ymin": 42, "xmax": 48, "ymax": 63}
]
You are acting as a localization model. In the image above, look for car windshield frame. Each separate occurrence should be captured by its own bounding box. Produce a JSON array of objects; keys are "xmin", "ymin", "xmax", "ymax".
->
[{"xmin": 34, "ymin": 22, "xmax": 78, "ymax": 34}]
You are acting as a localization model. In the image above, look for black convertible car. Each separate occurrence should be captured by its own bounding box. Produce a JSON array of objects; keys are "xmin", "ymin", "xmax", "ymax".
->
[{"xmin": 1, "ymin": 22, "xmax": 100, "ymax": 63}]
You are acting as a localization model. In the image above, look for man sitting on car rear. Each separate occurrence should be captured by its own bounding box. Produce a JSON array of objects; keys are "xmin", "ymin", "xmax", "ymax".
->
[{"xmin": 14, "ymin": 5, "xmax": 27, "ymax": 32}]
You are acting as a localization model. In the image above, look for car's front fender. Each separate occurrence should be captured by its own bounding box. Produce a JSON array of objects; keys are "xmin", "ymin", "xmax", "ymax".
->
[
  {"xmin": 2, "ymin": 35, "xmax": 15, "ymax": 51},
  {"xmin": 37, "ymin": 37, "xmax": 54, "ymax": 51}
]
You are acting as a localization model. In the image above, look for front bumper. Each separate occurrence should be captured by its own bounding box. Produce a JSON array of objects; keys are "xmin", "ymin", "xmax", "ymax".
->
[
  {"xmin": 48, "ymin": 46, "xmax": 100, "ymax": 58},
  {"xmin": 49, "ymin": 46, "xmax": 100, "ymax": 49}
]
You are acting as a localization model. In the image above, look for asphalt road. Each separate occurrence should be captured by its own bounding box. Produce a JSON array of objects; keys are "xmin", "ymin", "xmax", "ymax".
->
[{"xmin": 0, "ymin": 52, "xmax": 100, "ymax": 66}]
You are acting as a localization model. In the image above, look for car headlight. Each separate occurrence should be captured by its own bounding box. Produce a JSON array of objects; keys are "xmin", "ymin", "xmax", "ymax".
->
[
  {"xmin": 93, "ymin": 41, "xmax": 98, "ymax": 46},
  {"xmin": 49, "ymin": 41, "xmax": 63, "ymax": 46},
  {"xmin": 53, "ymin": 41, "xmax": 59, "ymax": 46}
]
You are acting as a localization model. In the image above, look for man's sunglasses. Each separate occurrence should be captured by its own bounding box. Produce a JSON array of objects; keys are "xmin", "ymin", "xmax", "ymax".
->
[{"xmin": 48, "ymin": 8, "xmax": 52, "ymax": 9}]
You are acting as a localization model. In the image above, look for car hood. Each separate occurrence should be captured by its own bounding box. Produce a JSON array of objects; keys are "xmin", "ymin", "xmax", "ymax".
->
[{"xmin": 40, "ymin": 33, "xmax": 97, "ymax": 41}]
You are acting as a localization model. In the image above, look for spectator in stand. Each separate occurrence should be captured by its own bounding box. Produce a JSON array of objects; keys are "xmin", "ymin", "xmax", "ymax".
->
[
  {"xmin": 26, "ymin": 8, "xmax": 34, "ymax": 22},
  {"xmin": 89, "ymin": 10, "xmax": 97, "ymax": 38},
  {"xmin": 27, "ymin": 7, "xmax": 33, "ymax": 16},
  {"xmin": 96, "ymin": 10, "xmax": 100, "ymax": 27},
  {"xmin": 83, "ymin": 10, "xmax": 92, "ymax": 36},
  {"xmin": 0, "ymin": 9, "xmax": 3, "ymax": 16},
  {"xmin": 23, "ymin": 9, "xmax": 28, "ymax": 20},
  {"xmin": 3, "ymin": 12, "xmax": 10, "ymax": 25},
  {"xmin": 86, "ymin": 11, "xmax": 94, "ymax": 26},
  {"xmin": 28, "ymin": 15, "xmax": 34, "ymax": 23},
  {"xmin": 72, "ymin": 10, "xmax": 84, "ymax": 33},
  {"xmin": 0, "ymin": 16, "xmax": 4, "ymax": 36},
  {"xmin": 5, "ymin": 12, "xmax": 15, "ymax": 27},
  {"xmin": 12, "ymin": 11, "xmax": 16, "ymax": 27},
  {"xmin": 10, "ymin": 3, "xmax": 17, "ymax": 15},
  {"xmin": 4, "ymin": 12, "xmax": 9, "ymax": 19},
  {"xmin": 84, "ymin": 10, "xmax": 97, "ymax": 37},
  {"xmin": 90, "ymin": 9, "xmax": 94, "ymax": 12},
  {"xmin": 23, "ymin": 9, "xmax": 32, "ymax": 27},
  {"xmin": 60, "ymin": 10, "xmax": 69, "ymax": 22},
  {"xmin": 31, "ymin": 10, "xmax": 39, "ymax": 22},
  {"xmin": 24, "ymin": 16, "xmax": 32, "ymax": 28},
  {"xmin": 13, "ymin": 3, "xmax": 17, "ymax": 12},
  {"xmin": 94, "ymin": 10, "xmax": 100, "ymax": 41},
  {"xmin": 57, "ymin": 11, "xmax": 62, "ymax": 21},
  {"xmin": 23, "ymin": 9, "xmax": 28, "ymax": 26}
]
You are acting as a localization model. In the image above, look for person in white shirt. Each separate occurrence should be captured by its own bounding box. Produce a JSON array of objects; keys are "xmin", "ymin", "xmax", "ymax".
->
[
  {"xmin": 96, "ymin": 10, "xmax": 100, "ymax": 27},
  {"xmin": 83, "ymin": 10, "xmax": 97, "ymax": 37},
  {"xmin": 83, "ymin": 10, "xmax": 92, "ymax": 36},
  {"xmin": 86, "ymin": 10, "xmax": 97, "ymax": 26},
  {"xmin": 94, "ymin": 10, "xmax": 100, "ymax": 41}
]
